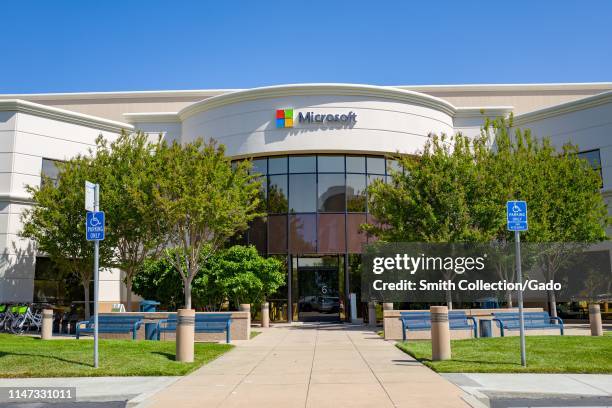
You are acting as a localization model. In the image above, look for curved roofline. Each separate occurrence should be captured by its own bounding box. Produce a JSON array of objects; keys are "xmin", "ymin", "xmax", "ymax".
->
[
  {"xmin": 2, "ymin": 82, "xmax": 610, "ymax": 101},
  {"xmin": 177, "ymin": 83, "xmax": 459, "ymax": 120}
]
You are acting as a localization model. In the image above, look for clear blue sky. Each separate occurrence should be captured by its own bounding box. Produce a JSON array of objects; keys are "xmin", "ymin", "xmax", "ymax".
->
[{"xmin": 2, "ymin": 0, "xmax": 611, "ymax": 93}]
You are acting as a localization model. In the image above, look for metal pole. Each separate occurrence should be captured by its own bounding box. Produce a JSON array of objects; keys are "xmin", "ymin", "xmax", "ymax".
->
[
  {"xmin": 93, "ymin": 184, "xmax": 100, "ymax": 368},
  {"xmin": 515, "ymin": 230, "xmax": 526, "ymax": 367}
]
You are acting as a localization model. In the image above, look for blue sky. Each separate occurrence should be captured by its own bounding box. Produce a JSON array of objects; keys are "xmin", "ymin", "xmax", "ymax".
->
[{"xmin": 2, "ymin": 0, "xmax": 611, "ymax": 93}]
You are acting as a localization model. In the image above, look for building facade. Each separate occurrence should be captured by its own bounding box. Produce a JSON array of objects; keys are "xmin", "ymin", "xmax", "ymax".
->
[{"xmin": 1, "ymin": 83, "xmax": 611, "ymax": 319}]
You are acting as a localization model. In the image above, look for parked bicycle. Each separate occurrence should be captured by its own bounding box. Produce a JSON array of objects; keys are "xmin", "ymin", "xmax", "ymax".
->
[{"xmin": 0, "ymin": 303, "xmax": 45, "ymax": 334}]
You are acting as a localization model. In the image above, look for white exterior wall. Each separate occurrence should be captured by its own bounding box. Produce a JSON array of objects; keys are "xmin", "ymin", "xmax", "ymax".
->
[
  {"xmin": 0, "ymin": 102, "xmax": 131, "ymax": 303},
  {"xmin": 3, "ymin": 84, "xmax": 612, "ymax": 306},
  {"xmin": 513, "ymin": 92, "xmax": 612, "ymax": 234},
  {"xmin": 175, "ymin": 85, "xmax": 458, "ymax": 158}
]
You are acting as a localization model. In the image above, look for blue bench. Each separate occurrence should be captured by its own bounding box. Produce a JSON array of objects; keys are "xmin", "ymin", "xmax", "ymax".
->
[
  {"xmin": 492, "ymin": 312, "xmax": 564, "ymax": 337},
  {"xmin": 76, "ymin": 315, "xmax": 144, "ymax": 340},
  {"xmin": 399, "ymin": 311, "xmax": 477, "ymax": 341},
  {"xmin": 156, "ymin": 313, "xmax": 232, "ymax": 343}
]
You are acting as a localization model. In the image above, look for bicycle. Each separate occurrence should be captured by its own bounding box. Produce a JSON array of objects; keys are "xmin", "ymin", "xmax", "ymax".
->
[{"xmin": 10, "ymin": 305, "xmax": 43, "ymax": 334}]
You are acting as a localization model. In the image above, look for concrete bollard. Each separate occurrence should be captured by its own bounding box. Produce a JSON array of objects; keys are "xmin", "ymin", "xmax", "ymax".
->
[
  {"xmin": 239, "ymin": 303, "xmax": 251, "ymax": 339},
  {"xmin": 368, "ymin": 302, "xmax": 377, "ymax": 327},
  {"xmin": 589, "ymin": 304, "xmax": 603, "ymax": 336},
  {"xmin": 383, "ymin": 303, "xmax": 393, "ymax": 311},
  {"xmin": 261, "ymin": 302, "xmax": 270, "ymax": 328},
  {"xmin": 41, "ymin": 309, "xmax": 53, "ymax": 340},
  {"xmin": 176, "ymin": 309, "xmax": 195, "ymax": 363},
  {"xmin": 431, "ymin": 305, "xmax": 451, "ymax": 361}
]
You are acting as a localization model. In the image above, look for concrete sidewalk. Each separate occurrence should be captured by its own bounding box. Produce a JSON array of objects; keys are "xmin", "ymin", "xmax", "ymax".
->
[
  {"xmin": 136, "ymin": 324, "xmax": 471, "ymax": 408},
  {"xmin": 444, "ymin": 373, "xmax": 612, "ymax": 407},
  {"xmin": 0, "ymin": 376, "xmax": 179, "ymax": 404}
]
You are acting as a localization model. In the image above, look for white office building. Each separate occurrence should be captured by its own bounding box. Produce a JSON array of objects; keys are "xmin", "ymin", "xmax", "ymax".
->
[{"xmin": 1, "ymin": 82, "xmax": 611, "ymax": 318}]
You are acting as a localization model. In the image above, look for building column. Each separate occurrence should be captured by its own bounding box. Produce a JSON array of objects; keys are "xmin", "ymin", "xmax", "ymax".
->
[
  {"xmin": 344, "ymin": 252, "xmax": 350, "ymax": 322},
  {"xmin": 287, "ymin": 254, "xmax": 292, "ymax": 323}
]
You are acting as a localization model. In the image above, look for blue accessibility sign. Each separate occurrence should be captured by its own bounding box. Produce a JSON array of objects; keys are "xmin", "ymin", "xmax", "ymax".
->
[
  {"xmin": 507, "ymin": 201, "xmax": 528, "ymax": 231},
  {"xmin": 86, "ymin": 211, "xmax": 105, "ymax": 241}
]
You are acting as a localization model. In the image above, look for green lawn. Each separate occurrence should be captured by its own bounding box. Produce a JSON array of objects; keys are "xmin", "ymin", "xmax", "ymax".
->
[
  {"xmin": 250, "ymin": 331, "xmax": 261, "ymax": 339},
  {"xmin": 397, "ymin": 336, "xmax": 612, "ymax": 373},
  {"xmin": 0, "ymin": 334, "xmax": 233, "ymax": 378}
]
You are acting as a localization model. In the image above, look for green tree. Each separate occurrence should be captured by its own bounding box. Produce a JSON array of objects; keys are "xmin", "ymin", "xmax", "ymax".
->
[
  {"xmin": 366, "ymin": 120, "xmax": 609, "ymax": 312},
  {"xmin": 153, "ymin": 139, "xmax": 263, "ymax": 309},
  {"xmin": 207, "ymin": 245, "xmax": 285, "ymax": 308},
  {"xmin": 365, "ymin": 134, "xmax": 491, "ymax": 307},
  {"xmin": 132, "ymin": 250, "xmax": 184, "ymax": 310},
  {"xmin": 21, "ymin": 157, "xmax": 115, "ymax": 319},
  {"xmin": 133, "ymin": 245, "xmax": 286, "ymax": 311},
  {"xmin": 482, "ymin": 118, "xmax": 609, "ymax": 315},
  {"xmin": 92, "ymin": 131, "xmax": 167, "ymax": 311}
]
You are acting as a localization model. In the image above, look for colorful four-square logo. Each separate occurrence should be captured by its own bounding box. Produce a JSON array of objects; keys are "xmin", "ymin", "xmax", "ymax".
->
[{"xmin": 276, "ymin": 108, "xmax": 293, "ymax": 128}]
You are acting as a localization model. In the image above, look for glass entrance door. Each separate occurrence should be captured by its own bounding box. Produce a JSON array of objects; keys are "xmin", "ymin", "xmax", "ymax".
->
[{"xmin": 297, "ymin": 266, "xmax": 340, "ymax": 322}]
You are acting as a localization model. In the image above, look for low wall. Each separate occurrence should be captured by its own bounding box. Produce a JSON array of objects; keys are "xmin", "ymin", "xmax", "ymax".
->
[
  {"xmin": 383, "ymin": 308, "xmax": 544, "ymax": 340},
  {"xmin": 98, "ymin": 311, "xmax": 250, "ymax": 341}
]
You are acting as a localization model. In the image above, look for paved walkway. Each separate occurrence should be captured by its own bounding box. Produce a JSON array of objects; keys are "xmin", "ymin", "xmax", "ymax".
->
[
  {"xmin": 137, "ymin": 324, "xmax": 470, "ymax": 408},
  {"xmin": 444, "ymin": 373, "xmax": 612, "ymax": 407}
]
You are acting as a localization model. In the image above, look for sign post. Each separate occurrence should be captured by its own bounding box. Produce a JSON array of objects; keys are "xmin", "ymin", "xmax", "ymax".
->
[
  {"xmin": 85, "ymin": 182, "xmax": 104, "ymax": 369},
  {"xmin": 507, "ymin": 200, "xmax": 527, "ymax": 367}
]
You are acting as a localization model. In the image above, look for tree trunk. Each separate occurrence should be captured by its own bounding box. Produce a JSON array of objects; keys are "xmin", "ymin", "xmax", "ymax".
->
[
  {"xmin": 506, "ymin": 292, "xmax": 513, "ymax": 308},
  {"xmin": 445, "ymin": 289, "xmax": 453, "ymax": 310},
  {"xmin": 83, "ymin": 283, "xmax": 91, "ymax": 320},
  {"xmin": 184, "ymin": 279, "xmax": 192, "ymax": 310},
  {"xmin": 548, "ymin": 290, "xmax": 558, "ymax": 319},
  {"xmin": 126, "ymin": 277, "xmax": 133, "ymax": 312}
]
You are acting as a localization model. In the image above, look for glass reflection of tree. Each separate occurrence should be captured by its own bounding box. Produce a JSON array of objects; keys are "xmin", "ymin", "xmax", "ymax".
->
[
  {"xmin": 347, "ymin": 185, "xmax": 366, "ymax": 212},
  {"xmin": 268, "ymin": 184, "xmax": 288, "ymax": 213}
]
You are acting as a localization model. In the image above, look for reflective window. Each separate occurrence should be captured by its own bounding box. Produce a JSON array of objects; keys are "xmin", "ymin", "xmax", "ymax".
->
[
  {"xmin": 41, "ymin": 158, "xmax": 61, "ymax": 186},
  {"xmin": 386, "ymin": 158, "xmax": 402, "ymax": 174},
  {"xmin": 249, "ymin": 217, "xmax": 267, "ymax": 254},
  {"xmin": 318, "ymin": 173, "xmax": 345, "ymax": 212},
  {"xmin": 578, "ymin": 149, "xmax": 603, "ymax": 185},
  {"xmin": 251, "ymin": 158, "xmax": 267, "ymax": 175},
  {"xmin": 289, "ymin": 155, "xmax": 316, "ymax": 173},
  {"xmin": 318, "ymin": 214, "xmax": 346, "ymax": 253},
  {"xmin": 254, "ymin": 175, "xmax": 267, "ymax": 211},
  {"xmin": 318, "ymin": 155, "xmax": 345, "ymax": 172},
  {"xmin": 367, "ymin": 174, "xmax": 385, "ymax": 188},
  {"xmin": 367, "ymin": 157, "xmax": 385, "ymax": 174},
  {"xmin": 289, "ymin": 214, "xmax": 316, "ymax": 253},
  {"xmin": 269, "ymin": 156, "xmax": 288, "ymax": 174},
  {"xmin": 242, "ymin": 154, "xmax": 388, "ymax": 255},
  {"xmin": 268, "ymin": 175, "xmax": 288, "ymax": 213},
  {"xmin": 578, "ymin": 149, "xmax": 601, "ymax": 169},
  {"xmin": 289, "ymin": 174, "xmax": 316, "ymax": 212},
  {"xmin": 347, "ymin": 214, "xmax": 367, "ymax": 252},
  {"xmin": 346, "ymin": 156, "xmax": 366, "ymax": 173},
  {"xmin": 346, "ymin": 174, "xmax": 367, "ymax": 212},
  {"xmin": 268, "ymin": 215, "xmax": 287, "ymax": 254}
]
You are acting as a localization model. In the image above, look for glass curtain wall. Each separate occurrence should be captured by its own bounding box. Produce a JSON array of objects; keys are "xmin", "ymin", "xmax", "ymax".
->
[{"xmin": 239, "ymin": 154, "xmax": 399, "ymax": 255}]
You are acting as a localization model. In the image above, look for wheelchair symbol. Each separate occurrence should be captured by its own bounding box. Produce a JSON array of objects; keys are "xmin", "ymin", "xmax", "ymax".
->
[
  {"xmin": 89, "ymin": 213, "xmax": 101, "ymax": 227},
  {"xmin": 512, "ymin": 203, "xmax": 521, "ymax": 213}
]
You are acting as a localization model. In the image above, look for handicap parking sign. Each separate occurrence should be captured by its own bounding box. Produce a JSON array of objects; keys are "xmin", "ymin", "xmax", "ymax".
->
[
  {"xmin": 506, "ymin": 201, "xmax": 527, "ymax": 231},
  {"xmin": 86, "ymin": 211, "xmax": 105, "ymax": 241}
]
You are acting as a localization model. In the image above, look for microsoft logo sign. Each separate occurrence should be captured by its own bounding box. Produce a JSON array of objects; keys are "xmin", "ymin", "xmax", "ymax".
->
[
  {"xmin": 276, "ymin": 109, "xmax": 293, "ymax": 128},
  {"xmin": 275, "ymin": 108, "xmax": 358, "ymax": 128}
]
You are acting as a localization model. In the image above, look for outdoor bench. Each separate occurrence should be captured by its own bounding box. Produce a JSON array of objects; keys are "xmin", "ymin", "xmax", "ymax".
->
[
  {"xmin": 399, "ymin": 311, "xmax": 477, "ymax": 341},
  {"xmin": 76, "ymin": 315, "xmax": 144, "ymax": 340},
  {"xmin": 492, "ymin": 311, "xmax": 564, "ymax": 336},
  {"xmin": 156, "ymin": 313, "xmax": 232, "ymax": 343}
]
